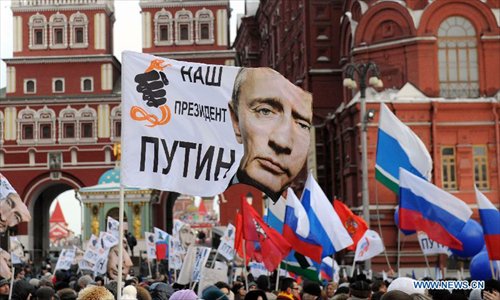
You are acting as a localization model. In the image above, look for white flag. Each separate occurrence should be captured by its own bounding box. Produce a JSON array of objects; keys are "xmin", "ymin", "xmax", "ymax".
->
[
  {"xmin": 217, "ymin": 223, "xmax": 236, "ymax": 260},
  {"xmin": 145, "ymin": 232, "xmax": 157, "ymax": 260},
  {"xmin": 417, "ymin": 232, "xmax": 451, "ymax": 256},
  {"xmin": 121, "ymin": 51, "xmax": 243, "ymax": 197},
  {"xmin": 354, "ymin": 230, "xmax": 384, "ymax": 262}
]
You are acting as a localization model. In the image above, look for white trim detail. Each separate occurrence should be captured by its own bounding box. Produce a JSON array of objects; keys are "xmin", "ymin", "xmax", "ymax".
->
[
  {"xmin": 7, "ymin": 67, "xmax": 16, "ymax": 94},
  {"xmin": 142, "ymin": 11, "xmax": 152, "ymax": 48},
  {"xmin": 49, "ymin": 12, "xmax": 68, "ymax": 49},
  {"xmin": 195, "ymin": 8, "xmax": 214, "ymax": 45},
  {"xmin": 110, "ymin": 105, "xmax": 121, "ymax": 142},
  {"xmin": 216, "ymin": 9, "xmax": 228, "ymax": 47},
  {"xmin": 154, "ymin": 9, "xmax": 173, "ymax": 46},
  {"xmin": 70, "ymin": 12, "xmax": 89, "ymax": 48},
  {"xmin": 29, "ymin": 13, "xmax": 48, "ymax": 50},
  {"xmin": 101, "ymin": 63, "xmax": 112, "ymax": 90},
  {"xmin": 52, "ymin": 77, "xmax": 65, "ymax": 93},
  {"xmin": 58, "ymin": 106, "xmax": 78, "ymax": 143},
  {"xmin": 78, "ymin": 105, "xmax": 98, "ymax": 143},
  {"xmin": 24, "ymin": 78, "xmax": 36, "ymax": 94},
  {"xmin": 175, "ymin": 9, "xmax": 194, "ymax": 45},
  {"xmin": 13, "ymin": 16, "xmax": 23, "ymax": 52},
  {"xmin": 81, "ymin": 76, "xmax": 94, "ymax": 92}
]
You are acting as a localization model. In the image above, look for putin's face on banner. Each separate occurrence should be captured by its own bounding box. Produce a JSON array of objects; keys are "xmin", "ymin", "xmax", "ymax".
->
[
  {"xmin": 0, "ymin": 193, "xmax": 31, "ymax": 232},
  {"xmin": 230, "ymin": 68, "xmax": 312, "ymax": 200}
]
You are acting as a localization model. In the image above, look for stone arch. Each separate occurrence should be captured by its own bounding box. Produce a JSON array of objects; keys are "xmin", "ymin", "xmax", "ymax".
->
[
  {"xmin": 24, "ymin": 172, "xmax": 84, "ymax": 262},
  {"xmin": 355, "ymin": 2, "xmax": 416, "ymax": 46},
  {"xmin": 339, "ymin": 13, "xmax": 355, "ymax": 63},
  {"xmin": 418, "ymin": 0, "xmax": 499, "ymax": 36}
]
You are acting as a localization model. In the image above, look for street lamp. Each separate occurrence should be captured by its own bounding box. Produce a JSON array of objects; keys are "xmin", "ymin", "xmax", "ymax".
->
[{"xmin": 343, "ymin": 62, "xmax": 383, "ymax": 270}]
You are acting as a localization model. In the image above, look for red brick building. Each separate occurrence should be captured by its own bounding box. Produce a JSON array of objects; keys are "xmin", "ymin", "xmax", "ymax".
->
[
  {"xmin": 0, "ymin": 0, "xmax": 240, "ymax": 261},
  {"xmin": 233, "ymin": 0, "xmax": 500, "ymax": 272}
]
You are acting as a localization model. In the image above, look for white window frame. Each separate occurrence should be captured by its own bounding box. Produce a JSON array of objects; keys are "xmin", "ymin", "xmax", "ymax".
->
[
  {"xmin": 175, "ymin": 10, "xmax": 194, "ymax": 45},
  {"xmin": 53, "ymin": 78, "xmax": 65, "ymax": 93},
  {"xmin": 29, "ymin": 13, "xmax": 48, "ymax": 50},
  {"xmin": 58, "ymin": 106, "xmax": 78, "ymax": 144},
  {"xmin": 49, "ymin": 13, "xmax": 68, "ymax": 49},
  {"xmin": 24, "ymin": 79, "xmax": 37, "ymax": 94},
  {"xmin": 154, "ymin": 9, "xmax": 173, "ymax": 46},
  {"xmin": 81, "ymin": 77, "xmax": 94, "ymax": 92},
  {"xmin": 36, "ymin": 106, "xmax": 56, "ymax": 144},
  {"xmin": 437, "ymin": 16, "xmax": 479, "ymax": 98},
  {"xmin": 195, "ymin": 9, "xmax": 214, "ymax": 45},
  {"xmin": 70, "ymin": 12, "xmax": 89, "ymax": 48},
  {"xmin": 110, "ymin": 105, "xmax": 121, "ymax": 142},
  {"xmin": 78, "ymin": 106, "xmax": 97, "ymax": 143}
]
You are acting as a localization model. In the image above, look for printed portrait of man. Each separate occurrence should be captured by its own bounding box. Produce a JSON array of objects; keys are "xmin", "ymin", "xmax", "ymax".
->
[
  {"xmin": 0, "ymin": 174, "xmax": 31, "ymax": 232},
  {"xmin": 107, "ymin": 238, "xmax": 133, "ymax": 281},
  {"xmin": 229, "ymin": 67, "xmax": 313, "ymax": 201},
  {"xmin": 0, "ymin": 249, "xmax": 11, "ymax": 279}
]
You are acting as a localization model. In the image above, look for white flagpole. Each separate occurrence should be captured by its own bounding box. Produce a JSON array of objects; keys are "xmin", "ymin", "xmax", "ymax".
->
[
  {"xmin": 275, "ymin": 265, "xmax": 280, "ymax": 292},
  {"xmin": 397, "ymin": 230, "xmax": 401, "ymax": 277},
  {"xmin": 117, "ymin": 185, "xmax": 125, "ymax": 300},
  {"xmin": 350, "ymin": 258, "xmax": 356, "ymax": 277},
  {"xmin": 423, "ymin": 252, "xmax": 432, "ymax": 279},
  {"xmin": 8, "ymin": 232, "xmax": 14, "ymax": 300}
]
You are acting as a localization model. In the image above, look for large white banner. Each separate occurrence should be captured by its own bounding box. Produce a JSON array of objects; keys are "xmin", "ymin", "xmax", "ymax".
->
[
  {"xmin": 417, "ymin": 232, "xmax": 451, "ymax": 256},
  {"xmin": 121, "ymin": 51, "xmax": 314, "ymax": 202},
  {"xmin": 121, "ymin": 51, "xmax": 243, "ymax": 196}
]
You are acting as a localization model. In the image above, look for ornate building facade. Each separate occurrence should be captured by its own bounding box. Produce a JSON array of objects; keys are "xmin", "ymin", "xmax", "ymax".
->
[
  {"xmin": 233, "ymin": 0, "xmax": 500, "ymax": 272},
  {"xmin": 0, "ymin": 0, "xmax": 236, "ymax": 262}
]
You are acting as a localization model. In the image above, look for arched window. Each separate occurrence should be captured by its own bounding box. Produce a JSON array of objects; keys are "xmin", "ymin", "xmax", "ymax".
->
[
  {"xmin": 81, "ymin": 77, "xmax": 93, "ymax": 92},
  {"xmin": 29, "ymin": 13, "xmax": 47, "ymax": 49},
  {"xmin": 24, "ymin": 79, "xmax": 36, "ymax": 94},
  {"xmin": 110, "ymin": 105, "xmax": 121, "ymax": 142},
  {"xmin": 195, "ymin": 9, "xmax": 214, "ymax": 44},
  {"xmin": 438, "ymin": 16, "xmax": 479, "ymax": 98},
  {"xmin": 36, "ymin": 106, "xmax": 56, "ymax": 143},
  {"xmin": 49, "ymin": 13, "xmax": 67, "ymax": 49},
  {"xmin": 154, "ymin": 10, "xmax": 173, "ymax": 46},
  {"xmin": 17, "ymin": 107, "xmax": 36, "ymax": 144},
  {"xmin": 78, "ymin": 106, "xmax": 97, "ymax": 142},
  {"xmin": 53, "ymin": 78, "xmax": 65, "ymax": 93},
  {"xmin": 59, "ymin": 106, "xmax": 78, "ymax": 142},
  {"xmin": 70, "ymin": 12, "xmax": 88, "ymax": 48},
  {"xmin": 175, "ymin": 10, "xmax": 193, "ymax": 45}
]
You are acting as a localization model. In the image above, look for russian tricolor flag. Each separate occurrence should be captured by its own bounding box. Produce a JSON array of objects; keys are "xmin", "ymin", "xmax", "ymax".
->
[
  {"xmin": 399, "ymin": 168, "xmax": 472, "ymax": 250},
  {"xmin": 376, "ymin": 103, "xmax": 433, "ymax": 194},
  {"xmin": 154, "ymin": 227, "xmax": 169, "ymax": 260},
  {"xmin": 283, "ymin": 188, "xmax": 323, "ymax": 263},
  {"xmin": 475, "ymin": 187, "xmax": 500, "ymax": 260},
  {"xmin": 300, "ymin": 174, "xmax": 353, "ymax": 258}
]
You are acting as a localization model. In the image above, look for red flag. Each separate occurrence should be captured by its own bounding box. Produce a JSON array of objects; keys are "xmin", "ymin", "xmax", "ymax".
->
[
  {"xmin": 240, "ymin": 196, "xmax": 291, "ymax": 271},
  {"xmin": 334, "ymin": 199, "xmax": 368, "ymax": 251}
]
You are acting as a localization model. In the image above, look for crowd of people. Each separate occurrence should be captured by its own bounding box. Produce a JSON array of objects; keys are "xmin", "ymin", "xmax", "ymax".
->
[{"xmin": 0, "ymin": 261, "xmax": 499, "ymax": 300}]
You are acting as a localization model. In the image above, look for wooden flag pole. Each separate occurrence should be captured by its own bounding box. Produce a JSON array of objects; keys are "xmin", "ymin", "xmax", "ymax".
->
[
  {"xmin": 374, "ymin": 183, "xmax": 393, "ymax": 271},
  {"xmin": 490, "ymin": 260, "xmax": 496, "ymax": 279}
]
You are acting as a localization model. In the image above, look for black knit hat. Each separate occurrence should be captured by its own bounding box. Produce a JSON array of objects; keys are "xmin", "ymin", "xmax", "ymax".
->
[{"xmin": 303, "ymin": 282, "xmax": 322, "ymax": 297}]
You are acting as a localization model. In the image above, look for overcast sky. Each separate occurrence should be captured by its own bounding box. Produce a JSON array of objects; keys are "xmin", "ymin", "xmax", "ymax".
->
[{"xmin": 0, "ymin": 0, "xmax": 245, "ymax": 89}]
